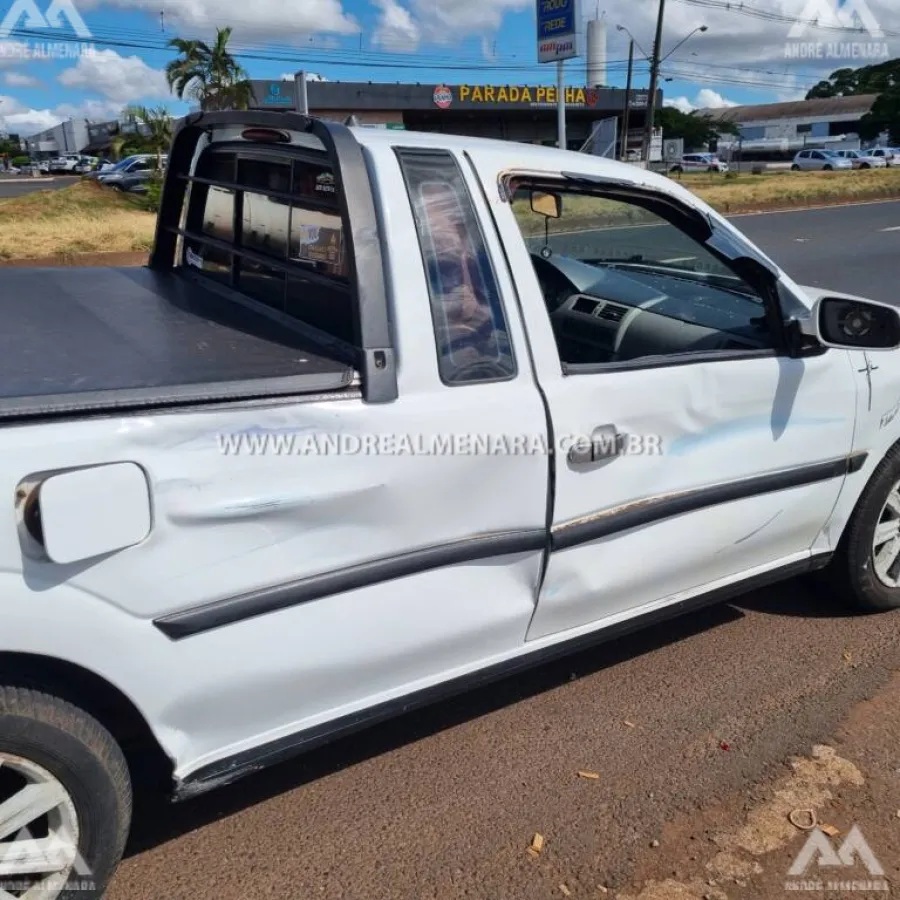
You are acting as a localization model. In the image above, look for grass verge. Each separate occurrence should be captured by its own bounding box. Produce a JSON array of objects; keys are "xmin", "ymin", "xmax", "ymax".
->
[
  {"xmin": 0, "ymin": 179, "xmax": 157, "ymax": 261},
  {"xmin": 2, "ymin": 167, "xmax": 900, "ymax": 262},
  {"xmin": 683, "ymin": 167, "xmax": 900, "ymax": 214}
]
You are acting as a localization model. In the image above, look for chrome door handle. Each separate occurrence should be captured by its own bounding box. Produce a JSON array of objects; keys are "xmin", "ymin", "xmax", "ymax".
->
[{"xmin": 568, "ymin": 425, "xmax": 623, "ymax": 465}]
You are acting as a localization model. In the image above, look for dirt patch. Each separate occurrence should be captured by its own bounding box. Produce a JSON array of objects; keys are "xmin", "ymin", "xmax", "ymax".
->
[
  {"xmin": 0, "ymin": 251, "xmax": 148, "ymax": 267},
  {"xmin": 615, "ymin": 673, "xmax": 900, "ymax": 900}
]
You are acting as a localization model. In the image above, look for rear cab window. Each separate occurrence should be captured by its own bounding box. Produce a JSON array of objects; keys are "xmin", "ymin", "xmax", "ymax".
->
[
  {"xmin": 183, "ymin": 143, "xmax": 354, "ymax": 350},
  {"xmin": 396, "ymin": 149, "xmax": 516, "ymax": 386}
]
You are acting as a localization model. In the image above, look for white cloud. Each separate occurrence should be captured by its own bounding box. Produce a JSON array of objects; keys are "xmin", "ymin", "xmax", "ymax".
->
[
  {"xmin": 404, "ymin": 0, "xmax": 529, "ymax": 42},
  {"xmin": 695, "ymin": 89, "xmax": 739, "ymax": 109},
  {"xmin": 664, "ymin": 89, "xmax": 739, "ymax": 113},
  {"xmin": 57, "ymin": 49, "xmax": 168, "ymax": 105},
  {"xmin": 372, "ymin": 0, "xmax": 422, "ymax": 50},
  {"xmin": 664, "ymin": 96, "xmax": 697, "ymax": 114},
  {"xmin": 0, "ymin": 94, "xmax": 60, "ymax": 135},
  {"xmin": 3, "ymin": 72, "xmax": 40, "ymax": 87},
  {"xmin": 88, "ymin": 0, "xmax": 358, "ymax": 40}
]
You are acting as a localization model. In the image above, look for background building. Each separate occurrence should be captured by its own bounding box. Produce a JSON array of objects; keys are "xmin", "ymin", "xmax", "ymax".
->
[
  {"xmin": 702, "ymin": 94, "xmax": 883, "ymax": 161},
  {"xmin": 248, "ymin": 78, "xmax": 661, "ymax": 154},
  {"xmin": 22, "ymin": 118, "xmax": 89, "ymax": 159}
]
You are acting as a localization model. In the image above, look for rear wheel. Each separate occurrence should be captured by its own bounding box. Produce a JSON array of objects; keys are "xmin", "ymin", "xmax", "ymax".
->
[
  {"xmin": 830, "ymin": 445, "xmax": 900, "ymax": 611},
  {"xmin": 0, "ymin": 688, "xmax": 132, "ymax": 899}
]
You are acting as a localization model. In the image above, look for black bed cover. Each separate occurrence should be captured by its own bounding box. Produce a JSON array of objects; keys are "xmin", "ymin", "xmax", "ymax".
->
[{"xmin": 0, "ymin": 266, "xmax": 355, "ymax": 421}]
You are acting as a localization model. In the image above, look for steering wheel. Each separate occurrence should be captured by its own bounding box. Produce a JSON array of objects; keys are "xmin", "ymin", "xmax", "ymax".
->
[{"xmin": 441, "ymin": 358, "xmax": 511, "ymax": 384}]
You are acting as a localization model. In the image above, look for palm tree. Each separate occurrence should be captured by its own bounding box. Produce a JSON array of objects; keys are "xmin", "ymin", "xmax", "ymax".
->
[
  {"xmin": 121, "ymin": 105, "xmax": 173, "ymax": 169},
  {"xmin": 165, "ymin": 27, "xmax": 254, "ymax": 111}
]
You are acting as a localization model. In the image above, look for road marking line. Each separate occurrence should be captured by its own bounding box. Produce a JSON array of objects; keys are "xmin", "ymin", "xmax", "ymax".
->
[
  {"xmin": 727, "ymin": 197, "xmax": 900, "ymax": 218},
  {"xmin": 880, "ymin": 226, "xmax": 900, "ymax": 232}
]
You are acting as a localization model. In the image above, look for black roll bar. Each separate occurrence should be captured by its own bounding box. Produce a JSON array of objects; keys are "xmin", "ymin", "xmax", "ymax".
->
[{"xmin": 150, "ymin": 110, "xmax": 397, "ymax": 404}]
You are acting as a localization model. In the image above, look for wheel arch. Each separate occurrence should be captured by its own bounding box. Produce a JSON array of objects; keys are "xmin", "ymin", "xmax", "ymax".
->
[{"xmin": 0, "ymin": 651, "xmax": 174, "ymax": 799}]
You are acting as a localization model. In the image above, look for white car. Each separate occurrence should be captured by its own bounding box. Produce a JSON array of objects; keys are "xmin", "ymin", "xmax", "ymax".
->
[
  {"xmin": 832, "ymin": 149, "xmax": 887, "ymax": 169},
  {"xmin": 861, "ymin": 147, "xmax": 896, "ymax": 166},
  {"xmin": 46, "ymin": 154, "xmax": 81, "ymax": 173},
  {"xmin": 669, "ymin": 152, "xmax": 729, "ymax": 173},
  {"xmin": 3, "ymin": 112, "xmax": 900, "ymax": 898},
  {"xmin": 791, "ymin": 149, "xmax": 854, "ymax": 171}
]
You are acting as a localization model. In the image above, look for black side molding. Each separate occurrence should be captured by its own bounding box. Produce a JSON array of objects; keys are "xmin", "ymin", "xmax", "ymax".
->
[
  {"xmin": 172, "ymin": 553, "xmax": 832, "ymax": 800},
  {"xmin": 154, "ymin": 529, "xmax": 547, "ymax": 641},
  {"xmin": 552, "ymin": 453, "xmax": 867, "ymax": 551}
]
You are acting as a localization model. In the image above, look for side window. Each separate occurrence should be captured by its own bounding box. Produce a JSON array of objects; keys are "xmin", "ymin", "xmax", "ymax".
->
[
  {"xmin": 397, "ymin": 150, "xmax": 516, "ymax": 385},
  {"xmin": 182, "ymin": 149, "xmax": 355, "ymax": 346},
  {"xmin": 508, "ymin": 184, "xmax": 775, "ymax": 369}
]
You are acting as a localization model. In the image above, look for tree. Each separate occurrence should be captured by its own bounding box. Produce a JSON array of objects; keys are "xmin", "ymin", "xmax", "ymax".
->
[
  {"xmin": 165, "ymin": 26, "xmax": 253, "ymax": 111},
  {"xmin": 859, "ymin": 90, "xmax": 900, "ymax": 144},
  {"xmin": 805, "ymin": 59, "xmax": 900, "ymax": 99},
  {"xmin": 657, "ymin": 107, "xmax": 739, "ymax": 151},
  {"xmin": 121, "ymin": 105, "xmax": 173, "ymax": 168}
]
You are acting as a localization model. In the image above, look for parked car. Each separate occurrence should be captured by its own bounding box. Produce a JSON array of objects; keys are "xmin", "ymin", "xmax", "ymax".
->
[
  {"xmin": 95, "ymin": 154, "xmax": 166, "ymax": 188},
  {"xmin": 791, "ymin": 149, "xmax": 854, "ymax": 171},
  {"xmin": 832, "ymin": 149, "xmax": 887, "ymax": 169},
  {"xmin": 3, "ymin": 111, "xmax": 900, "ymax": 898},
  {"xmin": 46, "ymin": 154, "xmax": 81, "ymax": 173},
  {"xmin": 861, "ymin": 147, "xmax": 896, "ymax": 166},
  {"xmin": 72, "ymin": 156, "xmax": 100, "ymax": 174},
  {"xmin": 669, "ymin": 152, "xmax": 729, "ymax": 173}
]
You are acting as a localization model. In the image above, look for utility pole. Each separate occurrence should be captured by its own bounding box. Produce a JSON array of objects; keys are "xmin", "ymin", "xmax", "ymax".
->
[
  {"xmin": 643, "ymin": 0, "xmax": 666, "ymax": 164},
  {"xmin": 621, "ymin": 39, "xmax": 634, "ymax": 160},
  {"xmin": 557, "ymin": 60, "xmax": 567, "ymax": 150}
]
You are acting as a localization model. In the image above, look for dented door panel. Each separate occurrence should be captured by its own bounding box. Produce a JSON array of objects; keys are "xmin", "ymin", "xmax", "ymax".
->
[{"xmin": 527, "ymin": 351, "xmax": 858, "ymax": 640}]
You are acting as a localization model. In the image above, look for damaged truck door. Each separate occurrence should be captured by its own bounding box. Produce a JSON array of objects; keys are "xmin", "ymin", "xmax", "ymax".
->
[{"xmin": 476, "ymin": 165, "xmax": 860, "ymax": 640}]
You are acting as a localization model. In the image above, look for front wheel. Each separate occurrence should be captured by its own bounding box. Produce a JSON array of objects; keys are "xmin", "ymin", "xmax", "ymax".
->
[
  {"xmin": 823, "ymin": 164, "xmax": 833, "ymax": 170},
  {"xmin": 791, "ymin": 164, "xmax": 801, "ymax": 171},
  {"xmin": 0, "ymin": 688, "xmax": 132, "ymax": 899},
  {"xmin": 830, "ymin": 445, "xmax": 900, "ymax": 611}
]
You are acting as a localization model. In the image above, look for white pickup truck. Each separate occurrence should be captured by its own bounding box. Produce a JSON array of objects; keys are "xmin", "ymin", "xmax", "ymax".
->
[{"xmin": 3, "ymin": 110, "xmax": 900, "ymax": 898}]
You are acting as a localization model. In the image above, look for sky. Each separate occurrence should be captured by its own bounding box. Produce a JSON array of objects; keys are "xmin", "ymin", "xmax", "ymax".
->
[{"xmin": 0, "ymin": 0, "xmax": 896, "ymax": 136}]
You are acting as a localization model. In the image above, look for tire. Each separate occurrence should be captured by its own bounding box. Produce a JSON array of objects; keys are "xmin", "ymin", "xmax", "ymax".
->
[
  {"xmin": 0, "ymin": 687, "xmax": 132, "ymax": 899},
  {"xmin": 861, "ymin": 163, "xmax": 871, "ymax": 169},
  {"xmin": 671, "ymin": 166, "xmax": 683, "ymax": 174},
  {"xmin": 830, "ymin": 444, "xmax": 900, "ymax": 611},
  {"xmin": 823, "ymin": 164, "xmax": 833, "ymax": 170},
  {"xmin": 791, "ymin": 164, "xmax": 800, "ymax": 171}
]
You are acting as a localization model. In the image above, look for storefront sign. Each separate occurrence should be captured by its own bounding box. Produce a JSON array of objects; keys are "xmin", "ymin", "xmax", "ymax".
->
[{"xmin": 448, "ymin": 84, "xmax": 601, "ymax": 107}]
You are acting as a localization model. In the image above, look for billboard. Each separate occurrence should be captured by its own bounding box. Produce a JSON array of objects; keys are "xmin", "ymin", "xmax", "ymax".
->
[{"xmin": 537, "ymin": 0, "xmax": 579, "ymax": 63}]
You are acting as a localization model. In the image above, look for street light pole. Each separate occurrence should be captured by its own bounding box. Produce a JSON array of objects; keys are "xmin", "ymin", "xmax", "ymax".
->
[
  {"xmin": 643, "ymin": 0, "xmax": 667, "ymax": 164},
  {"xmin": 557, "ymin": 60, "xmax": 567, "ymax": 150},
  {"xmin": 621, "ymin": 39, "xmax": 634, "ymax": 160}
]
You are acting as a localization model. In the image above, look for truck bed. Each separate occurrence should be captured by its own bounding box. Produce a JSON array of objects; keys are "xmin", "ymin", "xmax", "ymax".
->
[{"xmin": 0, "ymin": 266, "xmax": 355, "ymax": 421}]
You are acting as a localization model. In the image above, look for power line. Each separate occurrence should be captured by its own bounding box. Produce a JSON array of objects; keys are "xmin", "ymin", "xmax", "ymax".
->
[{"xmin": 670, "ymin": 0, "xmax": 900, "ymax": 38}]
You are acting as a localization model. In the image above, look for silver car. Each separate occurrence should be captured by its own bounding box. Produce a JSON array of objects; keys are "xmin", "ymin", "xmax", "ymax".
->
[
  {"xmin": 791, "ymin": 149, "xmax": 854, "ymax": 171},
  {"xmin": 832, "ymin": 149, "xmax": 887, "ymax": 169},
  {"xmin": 861, "ymin": 147, "xmax": 896, "ymax": 166}
]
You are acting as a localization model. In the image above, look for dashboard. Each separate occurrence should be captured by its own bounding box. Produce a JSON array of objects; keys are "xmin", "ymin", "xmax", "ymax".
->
[{"xmin": 529, "ymin": 253, "xmax": 771, "ymax": 365}]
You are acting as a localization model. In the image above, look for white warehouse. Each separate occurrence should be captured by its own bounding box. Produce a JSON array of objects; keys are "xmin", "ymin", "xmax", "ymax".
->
[{"xmin": 700, "ymin": 94, "xmax": 882, "ymax": 160}]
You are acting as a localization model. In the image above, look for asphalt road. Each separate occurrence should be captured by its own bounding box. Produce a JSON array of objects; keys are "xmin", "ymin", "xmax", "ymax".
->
[
  {"xmin": 0, "ymin": 175, "xmax": 78, "ymax": 198},
  {"xmin": 529, "ymin": 199, "xmax": 900, "ymax": 306},
  {"xmin": 104, "ymin": 200, "xmax": 900, "ymax": 900}
]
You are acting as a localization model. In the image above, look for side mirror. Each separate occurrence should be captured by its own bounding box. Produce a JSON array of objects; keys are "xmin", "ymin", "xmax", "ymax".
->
[
  {"xmin": 810, "ymin": 296, "xmax": 900, "ymax": 351},
  {"xmin": 531, "ymin": 190, "xmax": 562, "ymax": 219}
]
